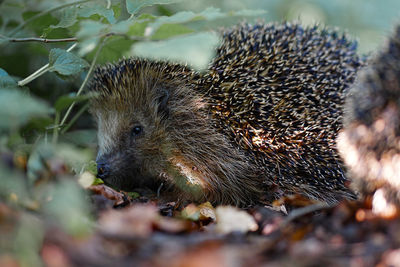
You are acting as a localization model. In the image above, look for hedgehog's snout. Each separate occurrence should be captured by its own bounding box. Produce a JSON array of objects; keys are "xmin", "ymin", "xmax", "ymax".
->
[
  {"xmin": 96, "ymin": 159, "xmax": 111, "ymax": 180},
  {"xmin": 95, "ymin": 152, "xmax": 156, "ymax": 191}
]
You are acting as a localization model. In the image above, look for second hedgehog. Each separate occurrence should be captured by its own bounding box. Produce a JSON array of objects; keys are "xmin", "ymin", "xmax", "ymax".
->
[{"xmin": 89, "ymin": 23, "xmax": 362, "ymax": 206}]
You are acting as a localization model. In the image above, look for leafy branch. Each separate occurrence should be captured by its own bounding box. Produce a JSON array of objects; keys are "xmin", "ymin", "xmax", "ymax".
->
[
  {"xmin": 8, "ymin": 0, "xmax": 96, "ymax": 37},
  {"xmin": 58, "ymin": 37, "xmax": 108, "ymax": 131},
  {"xmin": 18, "ymin": 43, "xmax": 78, "ymax": 87}
]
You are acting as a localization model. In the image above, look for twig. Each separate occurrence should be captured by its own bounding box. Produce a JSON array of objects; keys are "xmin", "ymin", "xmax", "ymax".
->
[
  {"xmin": 9, "ymin": 0, "xmax": 94, "ymax": 37},
  {"xmin": 60, "ymin": 102, "xmax": 90, "ymax": 134},
  {"xmin": 7, "ymin": 37, "xmax": 78, "ymax": 43},
  {"xmin": 106, "ymin": 0, "xmax": 112, "ymax": 9},
  {"xmin": 52, "ymin": 112, "xmax": 60, "ymax": 145},
  {"xmin": 2, "ymin": 32, "xmax": 145, "ymax": 45},
  {"xmin": 281, "ymin": 202, "xmax": 333, "ymax": 226}
]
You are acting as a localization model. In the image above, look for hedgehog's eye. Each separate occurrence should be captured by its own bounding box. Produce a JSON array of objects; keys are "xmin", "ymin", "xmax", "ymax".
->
[{"xmin": 131, "ymin": 125, "xmax": 143, "ymax": 137}]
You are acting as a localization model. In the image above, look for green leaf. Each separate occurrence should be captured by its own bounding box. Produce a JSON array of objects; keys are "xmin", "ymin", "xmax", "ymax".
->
[
  {"xmin": 146, "ymin": 8, "xmax": 266, "ymax": 37},
  {"xmin": 27, "ymin": 142, "xmax": 93, "ymax": 183},
  {"xmin": 61, "ymin": 130, "xmax": 97, "ymax": 147},
  {"xmin": 26, "ymin": 142, "xmax": 54, "ymax": 184},
  {"xmin": 76, "ymin": 20, "xmax": 107, "ymax": 39},
  {"xmin": 126, "ymin": 13, "xmax": 157, "ymax": 36},
  {"xmin": 22, "ymin": 11, "xmax": 58, "ymax": 37},
  {"xmin": 110, "ymin": 20, "xmax": 132, "ymax": 34},
  {"xmin": 22, "ymin": 117, "xmax": 53, "ymax": 135},
  {"xmin": 78, "ymin": 37, "xmax": 101, "ymax": 56},
  {"xmin": 76, "ymin": 20, "xmax": 107, "ymax": 55},
  {"xmin": 88, "ymin": 37, "xmax": 134, "ymax": 64},
  {"xmin": 195, "ymin": 7, "xmax": 266, "ymax": 20},
  {"xmin": 151, "ymin": 23, "xmax": 194, "ymax": 39},
  {"xmin": 77, "ymin": 2, "xmax": 116, "ymax": 24},
  {"xmin": 0, "ymin": 68, "xmax": 18, "ymax": 89},
  {"xmin": 92, "ymin": 178, "xmax": 104, "ymax": 185},
  {"xmin": 50, "ymin": 7, "xmax": 78, "ymax": 29},
  {"xmin": 54, "ymin": 93, "xmax": 91, "ymax": 112},
  {"xmin": 126, "ymin": 192, "xmax": 140, "ymax": 198},
  {"xmin": 0, "ymin": 68, "xmax": 9, "ymax": 76},
  {"xmin": 0, "ymin": 163, "xmax": 29, "ymax": 203},
  {"xmin": 136, "ymin": 13, "xmax": 158, "ymax": 20},
  {"xmin": 132, "ymin": 32, "xmax": 220, "ymax": 70},
  {"xmin": 126, "ymin": 0, "xmax": 183, "ymax": 15},
  {"xmin": 0, "ymin": 0, "xmax": 25, "ymax": 26},
  {"xmin": 147, "ymin": 10, "xmax": 199, "ymax": 36},
  {"xmin": 185, "ymin": 8, "xmax": 267, "ymax": 31},
  {"xmin": 0, "ymin": 89, "xmax": 52, "ymax": 129},
  {"xmin": 234, "ymin": 9, "xmax": 268, "ymax": 17},
  {"xmin": 84, "ymin": 160, "xmax": 98, "ymax": 175},
  {"xmin": 54, "ymin": 143, "xmax": 93, "ymax": 173},
  {"xmin": 48, "ymin": 48, "xmax": 89, "ymax": 76},
  {"xmin": 198, "ymin": 7, "xmax": 226, "ymax": 20},
  {"xmin": 13, "ymin": 213, "xmax": 44, "ymax": 267},
  {"xmin": 43, "ymin": 179, "xmax": 92, "ymax": 236}
]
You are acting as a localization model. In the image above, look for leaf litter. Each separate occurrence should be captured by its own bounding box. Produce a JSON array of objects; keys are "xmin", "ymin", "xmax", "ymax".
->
[{"xmin": 2, "ymin": 152, "xmax": 400, "ymax": 267}]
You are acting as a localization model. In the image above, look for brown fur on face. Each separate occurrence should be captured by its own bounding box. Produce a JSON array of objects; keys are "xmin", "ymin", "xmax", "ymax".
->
[{"xmin": 89, "ymin": 59, "xmax": 264, "ymax": 205}]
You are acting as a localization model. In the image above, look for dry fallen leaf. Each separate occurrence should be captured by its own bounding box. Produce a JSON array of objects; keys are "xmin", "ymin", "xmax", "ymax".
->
[
  {"xmin": 181, "ymin": 203, "xmax": 201, "ymax": 221},
  {"xmin": 155, "ymin": 217, "xmax": 195, "ymax": 233},
  {"xmin": 165, "ymin": 241, "xmax": 227, "ymax": 267},
  {"xmin": 215, "ymin": 206, "xmax": 258, "ymax": 234},
  {"xmin": 89, "ymin": 184, "xmax": 127, "ymax": 206},
  {"xmin": 273, "ymin": 194, "xmax": 319, "ymax": 208},
  {"xmin": 198, "ymin": 202, "xmax": 216, "ymax": 221},
  {"xmin": 181, "ymin": 202, "xmax": 216, "ymax": 223},
  {"xmin": 78, "ymin": 171, "xmax": 95, "ymax": 189},
  {"xmin": 98, "ymin": 204, "xmax": 158, "ymax": 238}
]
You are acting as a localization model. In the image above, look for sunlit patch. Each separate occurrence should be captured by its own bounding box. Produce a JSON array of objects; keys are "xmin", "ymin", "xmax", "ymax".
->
[
  {"xmin": 252, "ymin": 135, "xmax": 264, "ymax": 147},
  {"xmin": 355, "ymin": 125, "xmax": 367, "ymax": 138},
  {"xmin": 373, "ymin": 119, "xmax": 385, "ymax": 132},
  {"xmin": 337, "ymin": 131, "xmax": 359, "ymax": 168},
  {"xmin": 193, "ymin": 97, "xmax": 207, "ymax": 110},
  {"xmin": 175, "ymin": 163, "xmax": 204, "ymax": 186},
  {"xmin": 97, "ymin": 111, "xmax": 123, "ymax": 156},
  {"xmin": 372, "ymin": 188, "xmax": 398, "ymax": 218},
  {"xmin": 78, "ymin": 171, "xmax": 96, "ymax": 189}
]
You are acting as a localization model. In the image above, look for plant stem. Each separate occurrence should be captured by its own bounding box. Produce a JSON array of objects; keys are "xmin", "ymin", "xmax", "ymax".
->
[
  {"xmin": 18, "ymin": 43, "xmax": 77, "ymax": 87},
  {"xmin": 59, "ymin": 37, "xmax": 107, "ymax": 129},
  {"xmin": 52, "ymin": 111, "xmax": 60, "ymax": 145},
  {"xmin": 9, "ymin": 0, "xmax": 94, "ymax": 37},
  {"xmin": 61, "ymin": 102, "xmax": 90, "ymax": 134},
  {"xmin": 18, "ymin": 64, "xmax": 50, "ymax": 87},
  {"xmin": 106, "ymin": 0, "xmax": 112, "ymax": 9}
]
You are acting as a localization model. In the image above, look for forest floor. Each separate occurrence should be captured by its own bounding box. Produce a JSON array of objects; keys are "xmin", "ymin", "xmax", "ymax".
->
[
  {"xmin": 1, "ymin": 153, "xmax": 400, "ymax": 267},
  {"xmin": 7, "ymin": 187, "xmax": 400, "ymax": 266}
]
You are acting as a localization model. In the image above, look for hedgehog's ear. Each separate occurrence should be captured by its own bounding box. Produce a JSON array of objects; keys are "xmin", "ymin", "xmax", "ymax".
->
[{"xmin": 156, "ymin": 89, "xmax": 169, "ymax": 119}]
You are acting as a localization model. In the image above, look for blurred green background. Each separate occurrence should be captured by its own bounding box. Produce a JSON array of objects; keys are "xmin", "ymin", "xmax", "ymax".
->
[{"xmin": 177, "ymin": 0, "xmax": 400, "ymax": 54}]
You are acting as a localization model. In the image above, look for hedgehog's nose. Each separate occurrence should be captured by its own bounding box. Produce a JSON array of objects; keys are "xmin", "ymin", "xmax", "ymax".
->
[{"xmin": 96, "ymin": 160, "xmax": 110, "ymax": 180}]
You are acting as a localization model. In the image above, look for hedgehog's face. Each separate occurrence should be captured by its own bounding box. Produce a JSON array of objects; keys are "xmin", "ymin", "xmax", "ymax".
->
[{"xmin": 91, "ymin": 90, "xmax": 171, "ymax": 192}]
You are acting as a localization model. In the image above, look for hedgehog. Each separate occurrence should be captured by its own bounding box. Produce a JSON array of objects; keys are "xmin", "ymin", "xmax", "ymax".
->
[
  {"xmin": 337, "ymin": 26, "xmax": 400, "ymax": 206},
  {"xmin": 89, "ymin": 22, "xmax": 363, "ymax": 206}
]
